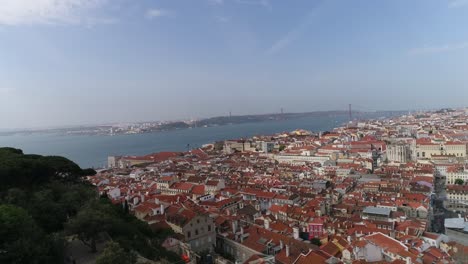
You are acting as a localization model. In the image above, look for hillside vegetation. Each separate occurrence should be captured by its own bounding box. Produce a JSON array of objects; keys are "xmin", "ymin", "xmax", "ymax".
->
[{"xmin": 0, "ymin": 147, "xmax": 179, "ymax": 264}]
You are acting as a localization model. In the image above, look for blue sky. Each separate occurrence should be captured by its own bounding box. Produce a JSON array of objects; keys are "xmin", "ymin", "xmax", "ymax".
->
[{"xmin": 1, "ymin": 0, "xmax": 468, "ymax": 129}]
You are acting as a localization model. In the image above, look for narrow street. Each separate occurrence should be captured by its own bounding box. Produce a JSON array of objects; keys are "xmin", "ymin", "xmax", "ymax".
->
[{"xmin": 431, "ymin": 170, "xmax": 446, "ymax": 233}]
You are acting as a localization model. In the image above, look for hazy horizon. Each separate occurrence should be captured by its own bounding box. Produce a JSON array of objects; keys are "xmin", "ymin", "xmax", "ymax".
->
[
  {"xmin": 1, "ymin": 108, "xmax": 412, "ymax": 131},
  {"xmin": 2, "ymin": 0, "xmax": 468, "ymax": 129}
]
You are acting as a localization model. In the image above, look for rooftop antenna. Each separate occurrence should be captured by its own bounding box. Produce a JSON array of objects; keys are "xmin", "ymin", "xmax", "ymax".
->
[{"xmin": 349, "ymin": 104, "xmax": 352, "ymax": 121}]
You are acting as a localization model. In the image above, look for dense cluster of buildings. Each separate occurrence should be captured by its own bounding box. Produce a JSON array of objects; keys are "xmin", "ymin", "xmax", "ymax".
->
[{"xmin": 88, "ymin": 109, "xmax": 468, "ymax": 264}]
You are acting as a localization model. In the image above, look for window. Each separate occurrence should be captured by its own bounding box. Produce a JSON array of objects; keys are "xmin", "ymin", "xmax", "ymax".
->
[
  {"xmin": 197, "ymin": 219, "xmax": 200, "ymax": 224},
  {"xmin": 208, "ymin": 225, "xmax": 211, "ymax": 231},
  {"xmin": 187, "ymin": 231, "xmax": 191, "ymax": 238},
  {"xmin": 195, "ymin": 229, "xmax": 199, "ymax": 235}
]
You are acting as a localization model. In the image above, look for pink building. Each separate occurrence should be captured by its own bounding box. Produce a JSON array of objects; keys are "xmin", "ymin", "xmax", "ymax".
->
[{"xmin": 308, "ymin": 218, "xmax": 324, "ymax": 239}]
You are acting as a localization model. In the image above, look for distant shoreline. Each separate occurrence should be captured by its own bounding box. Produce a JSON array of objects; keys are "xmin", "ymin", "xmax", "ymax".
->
[
  {"xmin": 0, "ymin": 111, "xmax": 405, "ymax": 168},
  {"xmin": 0, "ymin": 110, "xmax": 405, "ymax": 137}
]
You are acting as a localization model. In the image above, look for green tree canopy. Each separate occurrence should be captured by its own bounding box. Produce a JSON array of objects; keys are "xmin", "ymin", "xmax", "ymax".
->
[
  {"xmin": 0, "ymin": 147, "xmax": 92, "ymax": 189},
  {"xmin": 0, "ymin": 148, "xmax": 178, "ymax": 263},
  {"xmin": 0, "ymin": 204, "xmax": 51, "ymax": 263},
  {"xmin": 310, "ymin": 237, "xmax": 322, "ymax": 246},
  {"xmin": 65, "ymin": 200, "xmax": 117, "ymax": 252},
  {"xmin": 455, "ymin": 179, "xmax": 464, "ymax": 185},
  {"xmin": 96, "ymin": 242, "xmax": 136, "ymax": 264}
]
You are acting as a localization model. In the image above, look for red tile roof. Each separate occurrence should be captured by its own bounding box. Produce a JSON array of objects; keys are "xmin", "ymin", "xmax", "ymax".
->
[
  {"xmin": 171, "ymin": 182, "xmax": 194, "ymax": 190},
  {"xmin": 294, "ymin": 250, "xmax": 329, "ymax": 264},
  {"xmin": 192, "ymin": 185, "xmax": 205, "ymax": 195}
]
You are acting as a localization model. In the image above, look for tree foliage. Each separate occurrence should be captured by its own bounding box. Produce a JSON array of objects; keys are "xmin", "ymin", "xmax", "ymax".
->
[
  {"xmin": 0, "ymin": 204, "xmax": 58, "ymax": 264},
  {"xmin": 65, "ymin": 197, "xmax": 180, "ymax": 261},
  {"xmin": 0, "ymin": 148, "xmax": 178, "ymax": 263},
  {"xmin": 0, "ymin": 147, "xmax": 93, "ymax": 189},
  {"xmin": 96, "ymin": 241, "xmax": 137, "ymax": 264},
  {"xmin": 455, "ymin": 179, "xmax": 464, "ymax": 185},
  {"xmin": 310, "ymin": 237, "xmax": 322, "ymax": 246},
  {"xmin": 65, "ymin": 199, "xmax": 117, "ymax": 252},
  {"xmin": 96, "ymin": 242, "xmax": 136, "ymax": 264}
]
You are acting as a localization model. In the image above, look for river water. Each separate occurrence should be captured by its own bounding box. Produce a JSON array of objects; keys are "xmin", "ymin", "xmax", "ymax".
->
[{"xmin": 0, "ymin": 113, "xmax": 392, "ymax": 168}]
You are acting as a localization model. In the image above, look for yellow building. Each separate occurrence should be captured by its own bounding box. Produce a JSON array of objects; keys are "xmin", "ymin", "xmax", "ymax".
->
[
  {"xmin": 416, "ymin": 141, "xmax": 466, "ymax": 159},
  {"xmin": 444, "ymin": 142, "xmax": 466, "ymax": 158},
  {"xmin": 416, "ymin": 143, "xmax": 442, "ymax": 159}
]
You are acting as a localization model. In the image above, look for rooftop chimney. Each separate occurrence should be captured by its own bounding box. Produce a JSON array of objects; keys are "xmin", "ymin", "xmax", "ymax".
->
[
  {"xmin": 293, "ymin": 227, "xmax": 299, "ymax": 240},
  {"xmin": 240, "ymin": 227, "xmax": 244, "ymax": 243},
  {"xmin": 264, "ymin": 219, "xmax": 270, "ymax": 230},
  {"xmin": 232, "ymin": 220, "xmax": 237, "ymax": 234},
  {"xmin": 286, "ymin": 244, "xmax": 290, "ymax": 257}
]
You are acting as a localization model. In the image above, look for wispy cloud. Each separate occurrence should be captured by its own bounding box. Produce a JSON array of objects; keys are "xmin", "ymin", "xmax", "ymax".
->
[
  {"xmin": 236, "ymin": 0, "xmax": 272, "ymax": 11},
  {"xmin": 210, "ymin": 0, "xmax": 270, "ymax": 9},
  {"xmin": 410, "ymin": 42, "xmax": 468, "ymax": 54},
  {"xmin": 0, "ymin": 0, "xmax": 111, "ymax": 26},
  {"xmin": 266, "ymin": 11, "xmax": 317, "ymax": 55},
  {"xmin": 145, "ymin": 8, "xmax": 174, "ymax": 20},
  {"xmin": 448, "ymin": 0, "xmax": 468, "ymax": 8},
  {"xmin": 208, "ymin": 0, "xmax": 224, "ymax": 5}
]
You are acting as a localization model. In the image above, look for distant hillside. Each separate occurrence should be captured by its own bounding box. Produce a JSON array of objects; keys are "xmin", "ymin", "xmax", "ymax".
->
[
  {"xmin": 196, "ymin": 110, "xmax": 403, "ymax": 127},
  {"xmin": 0, "ymin": 110, "xmax": 406, "ymax": 136}
]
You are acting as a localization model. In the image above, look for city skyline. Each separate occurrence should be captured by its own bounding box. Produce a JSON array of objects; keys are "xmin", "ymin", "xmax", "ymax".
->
[{"xmin": 2, "ymin": 0, "xmax": 468, "ymax": 128}]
